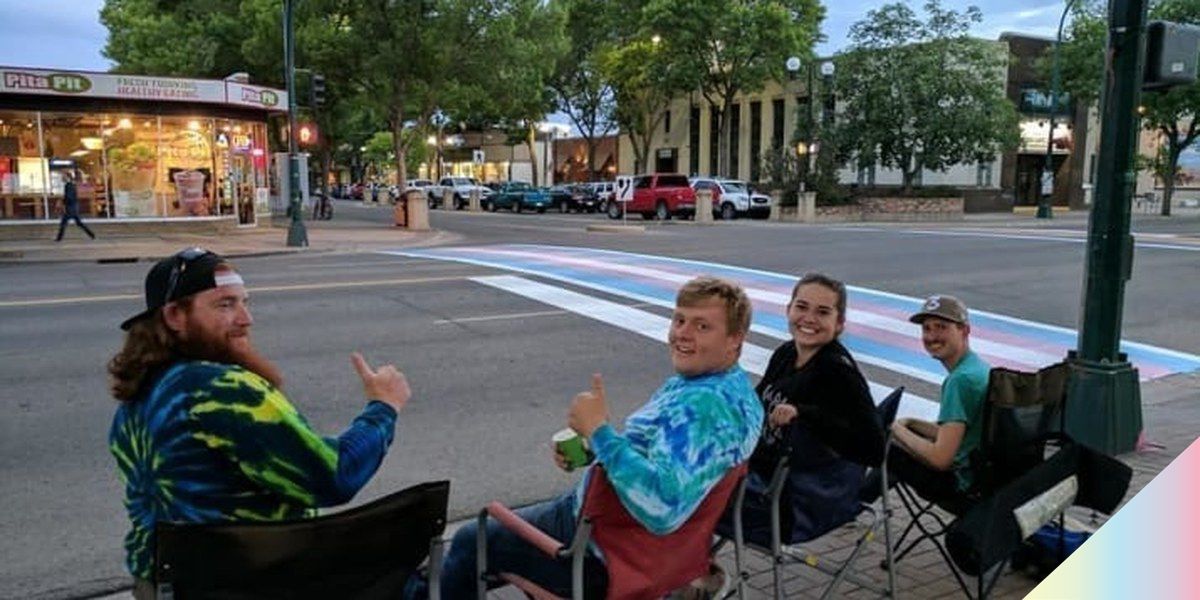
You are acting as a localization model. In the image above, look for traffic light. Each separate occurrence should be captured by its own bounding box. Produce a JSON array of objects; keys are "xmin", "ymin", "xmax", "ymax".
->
[
  {"xmin": 310, "ymin": 73, "xmax": 326, "ymax": 107},
  {"xmin": 298, "ymin": 123, "xmax": 318, "ymax": 146}
]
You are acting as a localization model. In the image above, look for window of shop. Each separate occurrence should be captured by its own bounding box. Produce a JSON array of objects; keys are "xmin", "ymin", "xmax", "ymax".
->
[{"xmin": 0, "ymin": 110, "xmax": 50, "ymax": 219}]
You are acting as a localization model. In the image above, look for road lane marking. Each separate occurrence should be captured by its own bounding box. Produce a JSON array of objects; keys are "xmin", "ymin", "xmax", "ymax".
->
[
  {"xmin": 0, "ymin": 275, "xmax": 472, "ymax": 308},
  {"xmin": 474, "ymin": 274, "xmax": 939, "ymax": 421},
  {"xmin": 434, "ymin": 302, "xmax": 659, "ymax": 325},
  {"xmin": 391, "ymin": 244, "xmax": 1200, "ymax": 380}
]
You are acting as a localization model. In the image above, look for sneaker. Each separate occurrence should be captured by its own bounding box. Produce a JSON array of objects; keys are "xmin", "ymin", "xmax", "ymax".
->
[{"xmin": 669, "ymin": 562, "xmax": 727, "ymax": 600}]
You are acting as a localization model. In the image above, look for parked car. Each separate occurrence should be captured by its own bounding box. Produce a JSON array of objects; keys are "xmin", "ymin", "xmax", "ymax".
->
[
  {"xmin": 559, "ymin": 184, "xmax": 601, "ymax": 213},
  {"xmin": 689, "ymin": 177, "xmax": 759, "ymax": 220},
  {"xmin": 350, "ymin": 182, "xmax": 365, "ymax": 200},
  {"xmin": 427, "ymin": 176, "xmax": 493, "ymax": 209},
  {"xmin": 486, "ymin": 181, "xmax": 550, "ymax": 213},
  {"xmin": 546, "ymin": 185, "xmax": 576, "ymax": 213},
  {"xmin": 748, "ymin": 187, "xmax": 772, "ymax": 219},
  {"xmin": 607, "ymin": 173, "xmax": 695, "ymax": 220},
  {"xmin": 590, "ymin": 181, "xmax": 615, "ymax": 213}
]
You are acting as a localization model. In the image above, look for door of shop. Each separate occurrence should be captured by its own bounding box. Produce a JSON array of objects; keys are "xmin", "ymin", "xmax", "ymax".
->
[{"xmin": 228, "ymin": 154, "xmax": 255, "ymax": 226}]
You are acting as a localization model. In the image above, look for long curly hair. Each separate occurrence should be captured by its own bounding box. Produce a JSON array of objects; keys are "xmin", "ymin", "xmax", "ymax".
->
[{"xmin": 107, "ymin": 300, "xmax": 191, "ymax": 402}]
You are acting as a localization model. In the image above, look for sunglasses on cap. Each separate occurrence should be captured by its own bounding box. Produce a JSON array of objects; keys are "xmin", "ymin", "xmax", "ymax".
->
[{"xmin": 162, "ymin": 247, "xmax": 217, "ymax": 306}]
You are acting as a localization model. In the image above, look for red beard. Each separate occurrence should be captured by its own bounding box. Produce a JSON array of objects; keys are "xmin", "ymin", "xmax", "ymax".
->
[{"xmin": 177, "ymin": 322, "xmax": 285, "ymax": 390}]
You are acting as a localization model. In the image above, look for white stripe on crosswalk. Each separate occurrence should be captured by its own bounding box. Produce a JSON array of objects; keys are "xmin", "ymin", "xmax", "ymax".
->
[{"xmin": 472, "ymin": 274, "xmax": 939, "ymax": 421}]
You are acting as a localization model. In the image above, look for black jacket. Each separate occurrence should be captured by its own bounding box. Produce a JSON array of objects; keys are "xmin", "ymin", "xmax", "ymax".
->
[{"xmin": 746, "ymin": 339, "xmax": 885, "ymax": 542}]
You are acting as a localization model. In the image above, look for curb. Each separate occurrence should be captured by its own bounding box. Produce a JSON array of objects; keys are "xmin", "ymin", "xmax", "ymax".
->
[{"xmin": 586, "ymin": 224, "xmax": 646, "ymax": 233}]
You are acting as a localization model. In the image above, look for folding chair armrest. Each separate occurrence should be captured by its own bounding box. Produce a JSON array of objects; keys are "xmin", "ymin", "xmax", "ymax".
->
[{"xmin": 485, "ymin": 502, "xmax": 567, "ymax": 558}]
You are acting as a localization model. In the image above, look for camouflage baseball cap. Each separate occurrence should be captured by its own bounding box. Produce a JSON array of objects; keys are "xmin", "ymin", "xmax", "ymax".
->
[{"xmin": 909, "ymin": 294, "xmax": 969, "ymax": 325}]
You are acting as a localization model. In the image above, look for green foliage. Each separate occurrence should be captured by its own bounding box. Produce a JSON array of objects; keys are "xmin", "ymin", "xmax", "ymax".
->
[
  {"xmin": 551, "ymin": 0, "xmax": 621, "ymax": 178},
  {"xmin": 1057, "ymin": 0, "xmax": 1200, "ymax": 214},
  {"xmin": 834, "ymin": 0, "xmax": 1020, "ymax": 192},
  {"xmin": 101, "ymin": 0, "xmax": 255, "ymax": 79},
  {"xmin": 650, "ymin": 0, "xmax": 824, "ymax": 177}
]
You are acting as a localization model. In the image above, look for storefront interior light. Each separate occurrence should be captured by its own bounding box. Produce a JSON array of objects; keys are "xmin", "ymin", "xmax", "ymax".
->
[
  {"xmin": 427, "ymin": 135, "xmax": 438, "ymax": 145},
  {"xmin": 81, "ymin": 137, "xmax": 104, "ymax": 150},
  {"xmin": 118, "ymin": 118, "xmax": 132, "ymax": 129},
  {"xmin": 188, "ymin": 120, "xmax": 201, "ymax": 131},
  {"xmin": 70, "ymin": 149, "xmax": 90, "ymax": 157},
  {"xmin": 143, "ymin": 121, "xmax": 152, "ymax": 128}
]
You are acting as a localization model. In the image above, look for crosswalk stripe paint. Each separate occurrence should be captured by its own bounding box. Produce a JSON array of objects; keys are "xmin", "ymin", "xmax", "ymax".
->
[{"xmin": 472, "ymin": 274, "xmax": 938, "ymax": 422}]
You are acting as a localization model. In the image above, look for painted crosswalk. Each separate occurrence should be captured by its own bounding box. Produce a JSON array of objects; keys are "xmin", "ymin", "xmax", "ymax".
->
[{"xmin": 382, "ymin": 244, "xmax": 1200, "ymax": 391}]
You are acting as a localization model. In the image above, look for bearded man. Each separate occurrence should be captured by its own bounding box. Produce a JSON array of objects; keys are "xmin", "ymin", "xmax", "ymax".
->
[{"xmin": 108, "ymin": 247, "xmax": 411, "ymax": 597}]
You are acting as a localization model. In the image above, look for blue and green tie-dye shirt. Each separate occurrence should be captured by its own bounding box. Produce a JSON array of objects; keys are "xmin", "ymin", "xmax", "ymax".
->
[
  {"xmin": 109, "ymin": 360, "xmax": 397, "ymax": 579},
  {"xmin": 577, "ymin": 365, "xmax": 763, "ymax": 535}
]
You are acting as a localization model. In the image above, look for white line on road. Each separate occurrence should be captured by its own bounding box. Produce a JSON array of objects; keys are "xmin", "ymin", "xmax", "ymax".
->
[
  {"xmin": 0, "ymin": 275, "xmax": 471, "ymax": 308},
  {"xmin": 473, "ymin": 274, "xmax": 938, "ymax": 421},
  {"xmin": 434, "ymin": 302, "xmax": 660, "ymax": 325}
]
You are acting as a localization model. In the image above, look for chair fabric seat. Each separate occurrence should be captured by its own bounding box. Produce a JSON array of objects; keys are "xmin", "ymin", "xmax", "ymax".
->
[{"xmin": 154, "ymin": 480, "xmax": 450, "ymax": 599}]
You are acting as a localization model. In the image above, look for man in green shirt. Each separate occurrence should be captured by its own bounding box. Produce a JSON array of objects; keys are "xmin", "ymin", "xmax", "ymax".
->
[{"xmin": 889, "ymin": 294, "xmax": 991, "ymax": 495}]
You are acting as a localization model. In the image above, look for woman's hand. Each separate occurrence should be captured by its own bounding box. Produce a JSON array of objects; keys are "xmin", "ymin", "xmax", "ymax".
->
[{"xmin": 768, "ymin": 404, "xmax": 799, "ymax": 428}]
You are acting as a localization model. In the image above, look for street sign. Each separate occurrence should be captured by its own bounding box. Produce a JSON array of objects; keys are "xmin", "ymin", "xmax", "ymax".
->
[{"xmin": 473, "ymin": 149, "xmax": 485, "ymax": 164}]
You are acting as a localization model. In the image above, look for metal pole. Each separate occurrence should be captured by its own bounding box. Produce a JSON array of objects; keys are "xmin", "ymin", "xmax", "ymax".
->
[
  {"xmin": 1039, "ymin": 0, "xmax": 1079, "ymax": 219},
  {"xmin": 284, "ymin": 0, "xmax": 308, "ymax": 246},
  {"xmin": 1065, "ymin": 0, "xmax": 1146, "ymax": 455}
]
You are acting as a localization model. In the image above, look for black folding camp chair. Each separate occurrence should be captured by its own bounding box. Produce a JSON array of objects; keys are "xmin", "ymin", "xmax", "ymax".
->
[{"xmin": 154, "ymin": 480, "xmax": 450, "ymax": 600}]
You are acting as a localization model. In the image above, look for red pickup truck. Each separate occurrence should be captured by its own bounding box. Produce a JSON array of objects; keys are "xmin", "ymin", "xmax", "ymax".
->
[{"xmin": 607, "ymin": 173, "xmax": 696, "ymax": 220}]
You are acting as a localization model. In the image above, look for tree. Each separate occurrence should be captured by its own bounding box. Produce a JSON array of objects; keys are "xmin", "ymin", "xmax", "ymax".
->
[
  {"xmin": 101, "ymin": 0, "xmax": 254, "ymax": 79},
  {"xmin": 1056, "ymin": 0, "xmax": 1200, "ymax": 215},
  {"xmin": 476, "ymin": 0, "xmax": 567, "ymax": 186},
  {"xmin": 650, "ymin": 0, "xmax": 823, "ymax": 178},
  {"xmin": 834, "ymin": 0, "xmax": 1019, "ymax": 193},
  {"xmin": 598, "ymin": 37, "xmax": 685, "ymax": 174},
  {"xmin": 551, "ymin": 0, "xmax": 619, "ymax": 181}
]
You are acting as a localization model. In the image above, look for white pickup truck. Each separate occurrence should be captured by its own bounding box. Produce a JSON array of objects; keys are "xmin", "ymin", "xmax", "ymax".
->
[{"xmin": 427, "ymin": 176, "xmax": 493, "ymax": 209}]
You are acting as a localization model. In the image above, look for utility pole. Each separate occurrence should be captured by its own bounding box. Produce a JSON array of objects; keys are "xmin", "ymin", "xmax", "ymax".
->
[
  {"xmin": 1064, "ymin": 0, "xmax": 1148, "ymax": 454},
  {"xmin": 284, "ymin": 0, "xmax": 308, "ymax": 247}
]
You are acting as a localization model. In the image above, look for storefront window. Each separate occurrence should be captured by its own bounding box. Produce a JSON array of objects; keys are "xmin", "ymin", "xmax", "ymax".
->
[
  {"xmin": 0, "ymin": 111, "xmax": 44, "ymax": 219},
  {"xmin": 37, "ymin": 111, "xmax": 109, "ymax": 219},
  {"xmin": 106, "ymin": 116, "xmax": 162, "ymax": 217},
  {"xmin": 158, "ymin": 116, "xmax": 216, "ymax": 217}
]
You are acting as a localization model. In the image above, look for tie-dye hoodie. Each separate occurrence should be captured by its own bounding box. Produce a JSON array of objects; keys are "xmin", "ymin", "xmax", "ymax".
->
[
  {"xmin": 577, "ymin": 365, "xmax": 763, "ymax": 535},
  {"xmin": 109, "ymin": 360, "xmax": 396, "ymax": 579}
]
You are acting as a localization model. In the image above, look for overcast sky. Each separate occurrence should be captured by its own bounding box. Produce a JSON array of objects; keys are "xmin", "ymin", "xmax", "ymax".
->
[{"xmin": 0, "ymin": 0, "xmax": 1066, "ymax": 72}]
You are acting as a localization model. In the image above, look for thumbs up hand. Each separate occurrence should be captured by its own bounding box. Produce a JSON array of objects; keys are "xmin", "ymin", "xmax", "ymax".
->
[{"xmin": 568, "ymin": 373, "xmax": 609, "ymax": 438}]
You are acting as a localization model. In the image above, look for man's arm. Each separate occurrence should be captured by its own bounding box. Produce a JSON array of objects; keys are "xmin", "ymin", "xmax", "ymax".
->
[
  {"xmin": 570, "ymin": 375, "xmax": 751, "ymax": 535},
  {"xmin": 891, "ymin": 419, "xmax": 965, "ymax": 471},
  {"xmin": 188, "ymin": 357, "xmax": 406, "ymax": 507}
]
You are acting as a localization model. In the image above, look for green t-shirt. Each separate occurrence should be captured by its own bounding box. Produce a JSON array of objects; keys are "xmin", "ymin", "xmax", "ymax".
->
[{"xmin": 936, "ymin": 350, "xmax": 991, "ymax": 490}]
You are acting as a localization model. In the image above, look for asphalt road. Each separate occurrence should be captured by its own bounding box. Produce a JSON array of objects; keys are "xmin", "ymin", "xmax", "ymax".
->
[{"xmin": 1, "ymin": 200, "xmax": 1197, "ymax": 598}]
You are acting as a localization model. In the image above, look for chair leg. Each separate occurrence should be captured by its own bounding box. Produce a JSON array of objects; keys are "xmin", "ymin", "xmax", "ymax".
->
[
  {"xmin": 429, "ymin": 537, "xmax": 444, "ymax": 600},
  {"xmin": 731, "ymin": 478, "xmax": 747, "ymax": 600},
  {"xmin": 881, "ymin": 467, "xmax": 896, "ymax": 599},
  {"xmin": 818, "ymin": 507, "xmax": 878, "ymax": 600},
  {"xmin": 769, "ymin": 487, "xmax": 783, "ymax": 600},
  {"xmin": 476, "ymin": 510, "xmax": 490, "ymax": 600}
]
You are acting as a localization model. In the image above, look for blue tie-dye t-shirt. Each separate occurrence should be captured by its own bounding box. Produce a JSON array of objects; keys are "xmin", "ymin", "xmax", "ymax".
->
[
  {"xmin": 109, "ymin": 361, "xmax": 397, "ymax": 579},
  {"xmin": 576, "ymin": 364, "xmax": 763, "ymax": 535}
]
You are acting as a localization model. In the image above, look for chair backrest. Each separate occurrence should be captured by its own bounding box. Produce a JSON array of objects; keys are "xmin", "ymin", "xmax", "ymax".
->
[
  {"xmin": 583, "ymin": 463, "xmax": 747, "ymax": 600},
  {"xmin": 155, "ymin": 480, "xmax": 450, "ymax": 599},
  {"xmin": 975, "ymin": 362, "xmax": 1070, "ymax": 492},
  {"xmin": 876, "ymin": 386, "xmax": 905, "ymax": 431}
]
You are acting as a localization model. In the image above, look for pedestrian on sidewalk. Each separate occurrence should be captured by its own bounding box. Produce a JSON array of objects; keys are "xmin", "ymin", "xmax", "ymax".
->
[
  {"xmin": 107, "ymin": 247, "xmax": 412, "ymax": 599},
  {"xmin": 54, "ymin": 170, "xmax": 96, "ymax": 241}
]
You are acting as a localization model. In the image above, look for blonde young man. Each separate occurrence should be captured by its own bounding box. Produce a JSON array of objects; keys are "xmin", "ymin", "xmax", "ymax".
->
[
  {"xmin": 409, "ymin": 276, "xmax": 764, "ymax": 599},
  {"xmin": 889, "ymin": 295, "xmax": 991, "ymax": 495}
]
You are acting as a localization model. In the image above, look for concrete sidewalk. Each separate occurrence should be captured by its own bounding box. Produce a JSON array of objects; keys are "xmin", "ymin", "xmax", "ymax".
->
[
  {"xmin": 0, "ymin": 211, "xmax": 462, "ymax": 264},
  {"xmin": 85, "ymin": 372, "xmax": 1198, "ymax": 600}
]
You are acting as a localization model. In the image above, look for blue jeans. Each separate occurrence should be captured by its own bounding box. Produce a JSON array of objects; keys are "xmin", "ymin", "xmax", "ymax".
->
[{"xmin": 407, "ymin": 491, "xmax": 606, "ymax": 599}]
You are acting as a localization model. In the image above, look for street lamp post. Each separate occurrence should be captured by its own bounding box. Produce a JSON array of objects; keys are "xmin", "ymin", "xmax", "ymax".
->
[
  {"xmin": 1065, "ymin": 0, "xmax": 1148, "ymax": 455},
  {"xmin": 283, "ymin": 0, "xmax": 307, "ymax": 246},
  {"xmin": 785, "ymin": 56, "xmax": 808, "ymax": 198},
  {"xmin": 1039, "ymin": 0, "xmax": 1081, "ymax": 219}
]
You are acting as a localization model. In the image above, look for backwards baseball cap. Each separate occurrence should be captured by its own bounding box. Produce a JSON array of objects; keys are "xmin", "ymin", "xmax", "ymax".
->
[
  {"xmin": 120, "ymin": 247, "xmax": 243, "ymax": 330},
  {"xmin": 909, "ymin": 294, "xmax": 969, "ymax": 325}
]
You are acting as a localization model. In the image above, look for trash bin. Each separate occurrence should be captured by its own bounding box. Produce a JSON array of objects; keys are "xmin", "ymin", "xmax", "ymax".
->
[{"xmin": 393, "ymin": 195, "xmax": 407, "ymax": 227}]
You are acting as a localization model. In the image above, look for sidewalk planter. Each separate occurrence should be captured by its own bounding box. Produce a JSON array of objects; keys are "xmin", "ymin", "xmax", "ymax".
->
[
  {"xmin": 858, "ymin": 197, "xmax": 964, "ymax": 221},
  {"xmin": 770, "ymin": 196, "xmax": 964, "ymax": 222}
]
